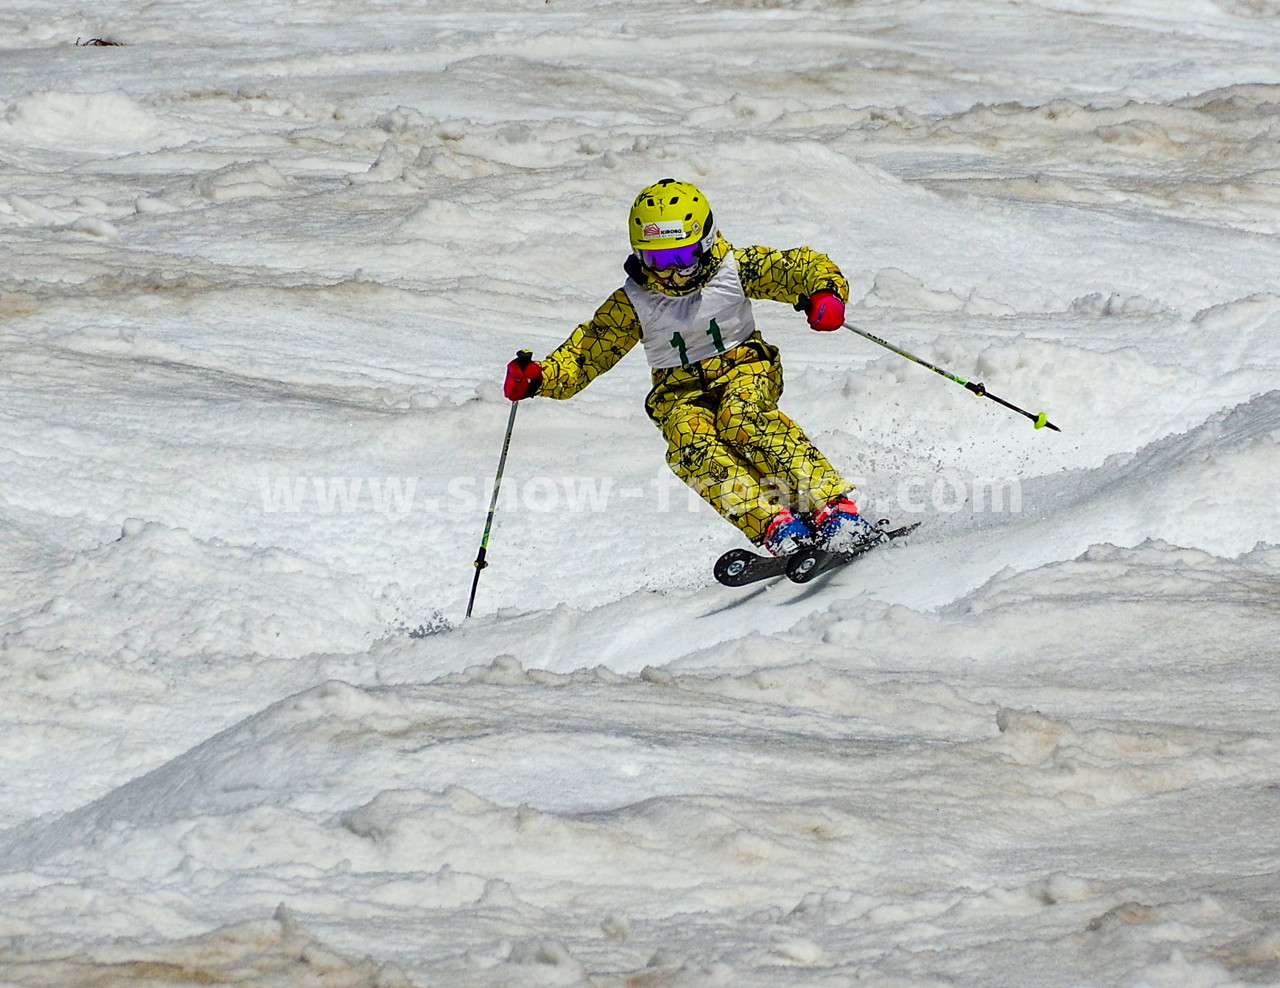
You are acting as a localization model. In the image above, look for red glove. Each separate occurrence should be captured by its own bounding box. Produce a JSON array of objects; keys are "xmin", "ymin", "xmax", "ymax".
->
[
  {"xmin": 806, "ymin": 290, "xmax": 846, "ymax": 332},
  {"xmin": 504, "ymin": 355, "xmax": 542, "ymax": 401}
]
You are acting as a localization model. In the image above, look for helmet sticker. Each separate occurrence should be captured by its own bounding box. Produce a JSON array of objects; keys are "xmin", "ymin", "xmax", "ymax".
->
[{"xmin": 641, "ymin": 219, "xmax": 687, "ymax": 241}]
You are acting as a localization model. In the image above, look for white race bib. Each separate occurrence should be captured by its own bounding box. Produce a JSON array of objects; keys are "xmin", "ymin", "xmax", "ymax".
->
[{"xmin": 624, "ymin": 254, "xmax": 756, "ymax": 369}]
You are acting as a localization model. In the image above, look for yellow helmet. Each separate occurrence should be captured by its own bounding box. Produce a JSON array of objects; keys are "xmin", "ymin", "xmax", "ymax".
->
[
  {"xmin": 628, "ymin": 179, "xmax": 718, "ymax": 292},
  {"xmin": 628, "ymin": 178, "xmax": 714, "ymax": 250}
]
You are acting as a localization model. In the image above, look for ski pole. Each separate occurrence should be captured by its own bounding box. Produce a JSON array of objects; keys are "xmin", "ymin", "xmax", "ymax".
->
[
  {"xmin": 842, "ymin": 322, "xmax": 1060, "ymax": 431},
  {"xmin": 465, "ymin": 350, "xmax": 531, "ymax": 618},
  {"xmin": 795, "ymin": 291, "xmax": 1062, "ymax": 432}
]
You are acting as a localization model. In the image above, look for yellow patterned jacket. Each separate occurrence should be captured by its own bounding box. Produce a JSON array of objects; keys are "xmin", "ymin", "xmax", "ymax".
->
[{"xmin": 539, "ymin": 236, "xmax": 848, "ymax": 400}]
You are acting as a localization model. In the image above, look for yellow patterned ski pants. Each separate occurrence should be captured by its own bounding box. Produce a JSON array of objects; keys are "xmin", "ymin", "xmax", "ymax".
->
[{"xmin": 645, "ymin": 336, "xmax": 853, "ymax": 545}]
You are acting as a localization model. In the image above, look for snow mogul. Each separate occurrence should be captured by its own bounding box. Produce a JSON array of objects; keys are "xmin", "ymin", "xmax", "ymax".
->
[{"xmin": 502, "ymin": 178, "xmax": 870, "ymax": 558}]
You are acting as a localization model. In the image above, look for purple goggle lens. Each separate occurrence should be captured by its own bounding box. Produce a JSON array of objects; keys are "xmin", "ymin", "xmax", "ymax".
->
[{"xmin": 639, "ymin": 242, "xmax": 702, "ymax": 272}]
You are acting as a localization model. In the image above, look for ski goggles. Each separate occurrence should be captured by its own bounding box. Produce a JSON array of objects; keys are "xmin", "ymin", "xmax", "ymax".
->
[{"xmin": 635, "ymin": 241, "xmax": 704, "ymax": 274}]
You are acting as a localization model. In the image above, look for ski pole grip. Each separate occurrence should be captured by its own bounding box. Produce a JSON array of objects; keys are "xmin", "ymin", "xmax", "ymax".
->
[
  {"xmin": 515, "ymin": 349, "xmax": 533, "ymax": 369},
  {"xmin": 793, "ymin": 295, "xmax": 812, "ymax": 315}
]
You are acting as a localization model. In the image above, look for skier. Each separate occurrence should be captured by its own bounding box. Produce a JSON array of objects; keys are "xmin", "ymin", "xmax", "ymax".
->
[{"xmin": 502, "ymin": 178, "xmax": 872, "ymax": 557}]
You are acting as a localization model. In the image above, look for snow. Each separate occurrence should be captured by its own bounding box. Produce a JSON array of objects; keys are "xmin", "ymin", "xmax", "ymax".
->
[{"xmin": 2, "ymin": 0, "xmax": 1279, "ymax": 985}]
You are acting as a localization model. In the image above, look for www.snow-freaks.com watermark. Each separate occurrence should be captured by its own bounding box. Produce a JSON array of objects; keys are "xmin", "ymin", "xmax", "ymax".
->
[{"xmin": 258, "ymin": 472, "xmax": 1023, "ymax": 516}]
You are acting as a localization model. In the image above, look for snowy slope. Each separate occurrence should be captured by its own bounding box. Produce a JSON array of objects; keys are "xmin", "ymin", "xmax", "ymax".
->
[{"xmin": 2, "ymin": 0, "xmax": 1279, "ymax": 985}]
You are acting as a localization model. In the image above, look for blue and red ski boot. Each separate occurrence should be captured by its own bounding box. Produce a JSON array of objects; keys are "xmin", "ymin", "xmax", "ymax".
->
[
  {"xmin": 811, "ymin": 494, "xmax": 876, "ymax": 551},
  {"xmin": 762, "ymin": 508, "xmax": 816, "ymax": 556},
  {"xmin": 714, "ymin": 509, "xmax": 814, "ymax": 587},
  {"xmin": 786, "ymin": 495, "xmax": 919, "ymax": 584}
]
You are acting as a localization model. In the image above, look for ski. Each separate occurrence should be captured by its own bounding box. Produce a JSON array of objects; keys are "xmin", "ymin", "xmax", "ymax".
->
[
  {"xmin": 785, "ymin": 522, "xmax": 920, "ymax": 584},
  {"xmin": 714, "ymin": 547, "xmax": 789, "ymax": 587}
]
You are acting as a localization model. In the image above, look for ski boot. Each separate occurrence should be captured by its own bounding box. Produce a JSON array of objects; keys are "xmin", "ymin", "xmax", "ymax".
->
[
  {"xmin": 762, "ymin": 508, "xmax": 815, "ymax": 557},
  {"xmin": 811, "ymin": 494, "xmax": 878, "ymax": 552}
]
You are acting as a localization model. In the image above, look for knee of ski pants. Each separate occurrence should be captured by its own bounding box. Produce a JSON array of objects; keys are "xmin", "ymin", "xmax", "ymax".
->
[
  {"xmin": 715, "ymin": 389, "xmax": 774, "ymax": 440},
  {"xmin": 713, "ymin": 368, "xmax": 783, "ymax": 439},
  {"xmin": 658, "ymin": 408, "xmax": 719, "ymax": 471}
]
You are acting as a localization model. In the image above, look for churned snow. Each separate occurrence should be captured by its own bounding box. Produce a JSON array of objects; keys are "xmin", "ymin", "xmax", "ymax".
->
[{"xmin": 1, "ymin": 0, "xmax": 1279, "ymax": 985}]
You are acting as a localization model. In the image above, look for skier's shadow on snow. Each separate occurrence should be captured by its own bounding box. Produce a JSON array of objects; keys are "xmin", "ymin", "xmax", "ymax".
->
[{"xmin": 702, "ymin": 571, "xmax": 838, "ymax": 616}]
